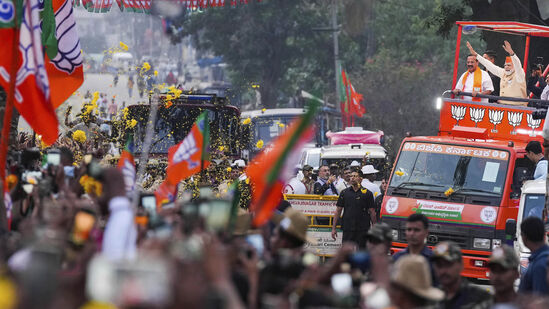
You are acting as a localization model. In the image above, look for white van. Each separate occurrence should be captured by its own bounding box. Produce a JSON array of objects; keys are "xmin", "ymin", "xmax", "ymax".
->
[
  {"xmin": 298, "ymin": 147, "xmax": 321, "ymax": 171},
  {"xmin": 320, "ymin": 143, "xmax": 388, "ymax": 179},
  {"xmin": 513, "ymin": 179, "xmax": 546, "ymax": 274}
]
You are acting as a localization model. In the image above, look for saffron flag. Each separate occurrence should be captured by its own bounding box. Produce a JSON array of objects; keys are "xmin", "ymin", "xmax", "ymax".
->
[
  {"xmin": 349, "ymin": 82, "xmax": 366, "ymax": 117},
  {"xmin": 246, "ymin": 101, "xmax": 318, "ymax": 226},
  {"xmin": 166, "ymin": 112, "xmax": 210, "ymax": 185},
  {"xmin": 154, "ymin": 179, "xmax": 177, "ymax": 209},
  {"xmin": 117, "ymin": 136, "xmax": 136, "ymax": 195},
  {"xmin": 44, "ymin": 0, "xmax": 84, "ymax": 108},
  {"xmin": 0, "ymin": 0, "xmax": 59, "ymax": 145}
]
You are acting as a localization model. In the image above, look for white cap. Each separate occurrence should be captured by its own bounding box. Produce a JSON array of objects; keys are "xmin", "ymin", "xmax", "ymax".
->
[
  {"xmin": 350, "ymin": 161, "xmax": 361, "ymax": 167},
  {"xmin": 232, "ymin": 159, "xmax": 246, "ymax": 168},
  {"xmin": 361, "ymin": 165, "xmax": 379, "ymax": 175}
]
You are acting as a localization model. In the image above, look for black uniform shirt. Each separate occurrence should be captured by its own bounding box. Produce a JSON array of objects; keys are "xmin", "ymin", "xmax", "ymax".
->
[{"xmin": 336, "ymin": 185, "xmax": 374, "ymax": 231}]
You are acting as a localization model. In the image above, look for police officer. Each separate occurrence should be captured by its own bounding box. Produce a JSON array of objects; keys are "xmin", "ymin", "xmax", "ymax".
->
[{"xmin": 431, "ymin": 241, "xmax": 491, "ymax": 309}]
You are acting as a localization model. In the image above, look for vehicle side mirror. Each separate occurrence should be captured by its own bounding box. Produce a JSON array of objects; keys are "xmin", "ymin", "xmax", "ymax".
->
[{"xmin": 505, "ymin": 219, "xmax": 517, "ymax": 237}]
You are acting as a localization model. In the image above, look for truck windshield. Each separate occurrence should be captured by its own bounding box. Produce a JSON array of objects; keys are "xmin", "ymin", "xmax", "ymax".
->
[
  {"xmin": 523, "ymin": 194, "xmax": 544, "ymax": 219},
  {"xmin": 389, "ymin": 142, "xmax": 509, "ymax": 196},
  {"xmin": 252, "ymin": 116, "xmax": 298, "ymax": 145}
]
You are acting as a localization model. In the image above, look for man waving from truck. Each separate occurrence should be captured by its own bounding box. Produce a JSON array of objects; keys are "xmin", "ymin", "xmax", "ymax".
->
[{"xmin": 466, "ymin": 40, "xmax": 526, "ymax": 105}]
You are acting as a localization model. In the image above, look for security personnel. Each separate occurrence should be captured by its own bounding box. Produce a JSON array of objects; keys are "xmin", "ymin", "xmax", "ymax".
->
[{"xmin": 331, "ymin": 170, "xmax": 376, "ymax": 248}]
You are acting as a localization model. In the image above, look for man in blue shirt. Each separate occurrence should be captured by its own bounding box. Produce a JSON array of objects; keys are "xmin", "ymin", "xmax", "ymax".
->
[
  {"xmin": 526, "ymin": 141, "xmax": 547, "ymax": 180},
  {"xmin": 518, "ymin": 216, "xmax": 549, "ymax": 294},
  {"xmin": 393, "ymin": 213, "xmax": 438, "ymax": 286}
]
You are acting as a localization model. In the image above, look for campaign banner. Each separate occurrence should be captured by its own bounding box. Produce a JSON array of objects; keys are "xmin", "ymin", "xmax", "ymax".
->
[
  {"xmin": 402, "ymin": 142, "xmax": 509, "ymax": 161},
  {"xmin": 304, "ymin": 227, "xmax": 342, "ymax": 256},
  {"xmin": 413, "ymin": 200, "xmax": 464, "ymax": 220},
  {"xmin": 285, "ymin": 195, "xmax": 338, "ymax": 216}
]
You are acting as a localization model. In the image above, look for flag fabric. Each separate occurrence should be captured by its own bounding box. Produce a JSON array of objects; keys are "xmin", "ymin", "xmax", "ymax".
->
[
  {"xmin": 3, "ymin": 182, "xmax": 12, "ymax": 230},
  {"xmin": 117, "ymin": 136, "xmax": 136, "ymax": 195},
  {"xmin": 43, "ymin": 0, "xmax": 84, "ymax": 108},
  {"xmin": 154, "ymin": 179, "xmax": 178, "ymax": 209},
  {"xmin": 339, "ymin": 68, "xmax": 349, "ymax": 114},
  {"xmin": 339, "ymin": 67, "xmax": 349, "ymax": 127},
  {"xmin": 246, "ymin": 101, "xmax": 318, "ymax": 226},
  {"xmin": 166, "ymin": 112, "xmax": 210, "ymax": 185},
  {"xmin": 0, "ymin": 0, "xmax": 59, "ymax": 145},
  {"xmin": 349, "ymin": 82, "xmax": 366, "ymax": 117}
]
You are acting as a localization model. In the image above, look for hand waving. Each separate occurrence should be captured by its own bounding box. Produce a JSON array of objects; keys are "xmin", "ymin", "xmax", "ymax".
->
[
  {"xmin": 466, "ymin": 41, "xmax": 477, "ymax": 57},
  {"xmin": 502, "ymin": 40, "xmax": 514, "ymax": 55}
]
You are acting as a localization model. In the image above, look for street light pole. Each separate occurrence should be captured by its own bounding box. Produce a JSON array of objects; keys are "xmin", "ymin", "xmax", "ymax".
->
[{"xmin": 332, "ymin": 0, "xmax": 341, "ymax": 128}]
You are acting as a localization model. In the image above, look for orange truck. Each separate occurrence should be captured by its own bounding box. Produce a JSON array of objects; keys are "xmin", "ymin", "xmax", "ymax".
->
[{"xmin": 380, "ymin": 21, "xmax": 549, "ymax": 280}]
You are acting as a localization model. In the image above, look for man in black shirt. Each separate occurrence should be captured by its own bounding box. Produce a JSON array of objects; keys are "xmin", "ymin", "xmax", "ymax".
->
[
  {"xmin": 330, "ymin": 170, "xmax": 376, "ymax": 248},
  {"xmin": 527, "ymin": 64, "xmax": 547, "ymax": 99}
]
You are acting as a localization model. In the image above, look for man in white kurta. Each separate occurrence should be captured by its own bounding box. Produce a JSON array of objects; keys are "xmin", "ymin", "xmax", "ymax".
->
[{"xmin": 453, "ymin": 55, "xmax": 494, "ymax": 103}]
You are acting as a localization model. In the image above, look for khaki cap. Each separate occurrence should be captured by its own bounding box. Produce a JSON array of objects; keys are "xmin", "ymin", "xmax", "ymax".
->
[
  {"xmin": 488, "ymin": 245, "xmax": 519, "ymax": 270},
  {"xmin": 278, "ymin": 208, "xmax": 316, "ymax": 245},
  {"xmin": 391, "ymin": 255, "xmax": 444, "ymax": 301},
  {"xmin": 432, "ymin": 241, "xmax": 462, "ymax": 263}
]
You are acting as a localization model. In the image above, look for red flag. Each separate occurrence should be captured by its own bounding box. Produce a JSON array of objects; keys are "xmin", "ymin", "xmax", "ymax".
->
[
  {"xmin": 0, "ymin": 0, "xmax": 59, "ymax": 145},
  {"xmin": 117, "ymin": 137, "xmax": 135, "ymax": 195},
  {"xmin": 154, "ymin": 179, "xmax": 177, "ymax": 209},
  {"xmin": 349, "ymin": 80, "xmax": 366, "ymax": 117},
  {"xmin": 166, "ymin": 112, "xmax": 210, "ymax": 185},
  {"xmin": 247, "ymin": 101, "xmax": 318, "ymax": 226}
]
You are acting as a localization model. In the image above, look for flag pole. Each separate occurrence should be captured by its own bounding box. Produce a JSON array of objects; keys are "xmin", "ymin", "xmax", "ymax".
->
[{"xmin": 0, "ymin": 1, "xmax": 20, "ymax": 182}]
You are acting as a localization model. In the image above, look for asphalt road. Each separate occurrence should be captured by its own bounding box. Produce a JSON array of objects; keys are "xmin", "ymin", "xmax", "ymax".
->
[{"xmin": 18, "ymin": 73, "xmax": 144, "ymax": 134}]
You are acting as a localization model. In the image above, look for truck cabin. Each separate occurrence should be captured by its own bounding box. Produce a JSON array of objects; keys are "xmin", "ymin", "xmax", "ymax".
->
[{"xmin": 381, "ymin": 21, "xmax": 549, "ymax": 280}]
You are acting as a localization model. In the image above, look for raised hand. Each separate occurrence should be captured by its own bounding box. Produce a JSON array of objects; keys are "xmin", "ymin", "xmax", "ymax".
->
[
  {"xmin": 466, "ymin": 41, "xmax": 477, "ymax": 57},
  {"xmin": 502, "ymin": 40, "xmax": 514, "ymax": 55}
]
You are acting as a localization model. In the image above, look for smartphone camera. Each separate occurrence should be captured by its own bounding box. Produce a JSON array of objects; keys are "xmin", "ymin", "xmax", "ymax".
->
[
  {"xmin": 46, "ymin": 149, "xmax": 61, "ymax": 166},
  {"xmin": 245, "ymin": 234, "xmax": 264, "ymax": 257},
  {"xmin": 140, "ymin": 193, "xmax": 157, "ymax": 220}
]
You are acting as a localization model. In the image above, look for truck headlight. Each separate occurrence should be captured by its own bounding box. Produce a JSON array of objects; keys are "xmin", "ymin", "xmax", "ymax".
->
[
  {"xmin": 473, "ymin": 238, "xmax": 491, "ymax": 249},
  {"xmin": 492, "ymin": 239, "xmax": 502, "ymax": 249},
  {"xmin": 391, "ymin": 229, "xmax": 399, "ymax": 241}
]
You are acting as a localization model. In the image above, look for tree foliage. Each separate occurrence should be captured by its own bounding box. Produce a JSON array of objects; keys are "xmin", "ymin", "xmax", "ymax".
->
[
  {"xmin": 176, "ymin": 1, "xmax": 365, "ymax": 108},
  {"xmin": 350, "ymin": 0, "xmax": 484, "ymax": 156}
]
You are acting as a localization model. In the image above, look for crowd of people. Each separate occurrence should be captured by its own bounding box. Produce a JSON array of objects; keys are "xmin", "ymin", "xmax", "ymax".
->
[
  {"xmin": 452, "ymin": 40, "xmax": 549, "ymax": 104},
  {"xmin": 3, "ymin": 137, "xmax": 549, "ymax": 309}
]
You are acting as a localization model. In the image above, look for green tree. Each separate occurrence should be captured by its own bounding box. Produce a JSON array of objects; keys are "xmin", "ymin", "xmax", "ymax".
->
[
  {"xmin": 177, "ymin": 1, "xmax": 361, "ymax": 108},
  {"xmin": 348, "ymin": 0, "xmax": 484, "ymax": 156}
]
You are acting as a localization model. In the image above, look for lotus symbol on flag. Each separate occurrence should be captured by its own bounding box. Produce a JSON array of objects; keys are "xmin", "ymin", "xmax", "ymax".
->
[
  {"xmin": 488, "ymin": 110, "xmax": 504, "ymax": 133},
  {"xmin": 507, "ymin": 112, "xmax": 523, "ymax": 135},
  {"xmin": 451, "ymin": 105, "xmax": 466, "ymax": 126},
  {"xmin": 527, "ymin": 113, "xmax": 542, "ymax": 137},
  {"xmin": 469, "ymin": 107, "xmax": 485, "ymax": 127},
  {"xmin": 50, "ymin": 0, "xmax": 83, "ymax": 74},
  {"xmin": 173, "ymin": 134, "xmax": 199, "ymax": 169}
]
